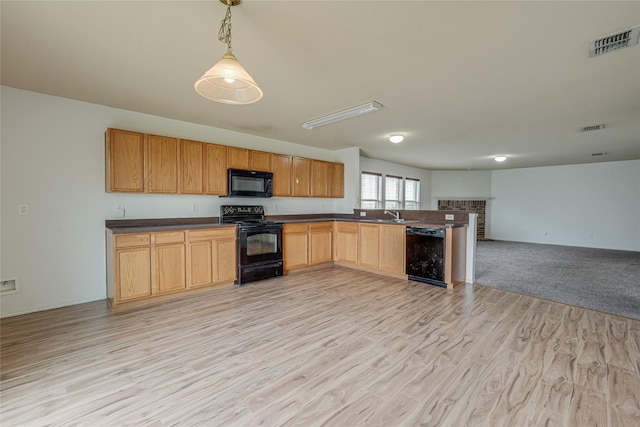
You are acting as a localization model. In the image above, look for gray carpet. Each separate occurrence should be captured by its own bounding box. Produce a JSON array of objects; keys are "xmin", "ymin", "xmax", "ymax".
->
[{"xmin": 475, "ymin": 240, "xmax": 640, "ymax": 320}]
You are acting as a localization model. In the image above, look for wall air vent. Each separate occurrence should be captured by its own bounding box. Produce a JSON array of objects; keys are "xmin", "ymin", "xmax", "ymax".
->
[
  {"xmin": 590, "ymin": 25, "xmax": 640, "ymax": 57},
  {"xmin": 582, "ymin": 124, "xmax": 605, "ymax": 132}
]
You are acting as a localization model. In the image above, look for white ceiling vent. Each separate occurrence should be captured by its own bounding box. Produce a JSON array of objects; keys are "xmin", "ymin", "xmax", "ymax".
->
[{"xmin": 590, "ymin": 26, "xmax": 640, "ymax": 57}]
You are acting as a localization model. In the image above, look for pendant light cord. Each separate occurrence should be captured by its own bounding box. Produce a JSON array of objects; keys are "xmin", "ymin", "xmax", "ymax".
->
[{"xmin": 218, "ymin": 0, "xmax": 233, "ymax": 54}]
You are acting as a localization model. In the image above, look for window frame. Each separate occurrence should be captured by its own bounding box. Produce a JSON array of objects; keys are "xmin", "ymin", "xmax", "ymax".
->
[
  {"xmin": 384, "ymin": 175, "xmax": 404, "ymax": 210},
  {"xmin": 360, "ymin": 171, "xmax": 383, "ymax": 209}
]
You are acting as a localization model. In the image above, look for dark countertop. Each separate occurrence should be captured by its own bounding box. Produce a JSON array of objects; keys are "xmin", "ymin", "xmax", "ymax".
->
[
  {"xmin": 106, "ymin": 216, "xmax": 467, "ymax": 234},
  {"xmin": 108, "ymin": 223, "xmax": 235, "ymax": 234}
]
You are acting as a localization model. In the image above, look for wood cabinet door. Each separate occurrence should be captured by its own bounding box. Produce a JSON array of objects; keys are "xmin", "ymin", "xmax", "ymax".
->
[
  {"xmin": 284, "ymin": 223, "xmax": 309, "ymax": 270},
  {"xmin": 204, "ymin": 143, "xmax": 227, "ymax": 195},
  {"xmin": 189, "ymin": 242, "xmax": 213, "ymax": 287},
  {"xmin": 227, "ymin": 147, "xmax": 250, "ymax": 170},
  {"xmin": 292, "ymin": 157, "xmax": 311, "ymax": 197},
  {"xmin": 147, "ymin": 134, "xmax": 179, "ymax": 193},
  {"xmin": 358, "ymin": 224, "xmax": 380, "ymax": 269},
  {"xmin": 329, "ymin": 162, "xmax": 344, "ymax": 198},
  {"xmin": 116, "ymin": 247, "xmax": 152, "ymax": 301},
  {"xmin": 311, "ymin": 160, "xmax": 330, "ymax": 198},
  {"xmin": 310, "ymin": 223, "xmax": 333, "ymax": 265},
  {"xmin": 334, "ymin": 222, "xmax": 358, "ymax": 264},
  {"xmin": 106, "ymin": 129, "xmax": 145, "ymax": 193},
  {"xmin": 379, "ymin": 225, "xmax": 405, "ymax": 274},
  {"xmin": 155, "ymin": 244, "xmax": 186, "ymax": 294},
  {"xmin": 215, "ymin": 239, "xmax": 237, "ymax": 282},
  {"xmin": 250, "ymin": 150, "xmax": 272, "ymax": 172},
  {"xmin": 271, "ymin": 154, "xmax": 292, "ymax": 197},
  {"xmin": 180, "ymin": 140, "xmax": 204, "ymax": 194}
]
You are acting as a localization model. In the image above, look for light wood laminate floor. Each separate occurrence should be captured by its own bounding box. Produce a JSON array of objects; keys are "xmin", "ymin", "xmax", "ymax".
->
[{"xmin": 2, "ymin": 266, "xmax": 639, "ymax": 426}]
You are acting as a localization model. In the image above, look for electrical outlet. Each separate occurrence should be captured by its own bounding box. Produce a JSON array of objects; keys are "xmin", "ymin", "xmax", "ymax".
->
[
  {"xmin": 191, "ymin": 203, "xmax": 199, "ymax": 213},
  {"xmin": 17, "ymin": 204, "xmax": 29, "ymax": 216},
  {"xmin": 544, "ymin": 230, "xmax": 548, "ymax": 235},
  {"xmin": 115, "ymin": 204, "xmax": 125, "ymax": 218},
  {"xmin": 360, "ymin": 212, "xmax": 367, "ymax": 217},
  {"xmin": 445, "ymin": 214, "xmax": 454, "ymax": 221}
]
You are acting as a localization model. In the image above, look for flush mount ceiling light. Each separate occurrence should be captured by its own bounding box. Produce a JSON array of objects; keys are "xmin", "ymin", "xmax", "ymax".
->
[
  {"xmin": 194, "ymin": 0, "xmax": 263, "ymax": 105},
  {"xmin": 389, "ymin": 135, "xmax": 404, "ymax": 144},
  {"xmin": 302, "ymin": 101, "xmax": 383, "ymax": 130},
  {"xmin": 494, "ymin": 156, "xmax": 507, "ymax": 162}
]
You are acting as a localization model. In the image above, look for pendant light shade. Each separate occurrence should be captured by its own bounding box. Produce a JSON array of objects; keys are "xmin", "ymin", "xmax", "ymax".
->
[
  {"xmin": 194, "ymin": 53, "xmax": 263, "ymax": 104},
  {"xmin": 194, "ymin": 0, "xmax": 263, "ymax": 105}
]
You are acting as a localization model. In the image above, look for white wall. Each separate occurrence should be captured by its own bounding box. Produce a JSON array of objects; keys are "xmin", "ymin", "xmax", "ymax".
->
[
  {"xmin": 488, "ymin": 161, "xmax": 640, "ymax": 251},
  {"xmin": 359, "ymin": 157, "xmax": 431, "ymax": 209},
  {"xmin": 429, "ymin": 170, "xmax": 492, "ymax": 209},
  {"xmin": 0, "ymin": 87, "xmax": 360, "ymax": 317}
]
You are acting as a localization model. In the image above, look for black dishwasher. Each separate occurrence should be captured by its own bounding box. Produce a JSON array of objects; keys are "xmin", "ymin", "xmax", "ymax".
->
[{"xmin": 406, "ymin": 227, "xmax": 446, "ymax": 287}]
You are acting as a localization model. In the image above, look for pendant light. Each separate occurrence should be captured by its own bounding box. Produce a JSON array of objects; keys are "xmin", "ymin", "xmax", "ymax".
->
[{"xmin": 194, "ymin": 0, "xmax": 263, "ymax": 105}]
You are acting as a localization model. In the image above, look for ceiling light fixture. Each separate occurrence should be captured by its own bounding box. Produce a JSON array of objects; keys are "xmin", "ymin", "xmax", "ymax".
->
[
  {"xmin": 194, "ymin": 0, "xmax": 263, "ymax": 105},
  {"xmin": 389, "ymin": 135, "xmax": 404, "ymax": 143},
  {"xmin": 494, "ymin": 156, "xmax": 507, "ymax": 162},
  {"xmin": 302, "ymin": 101, "xmax": 383, "ymax": 130}
]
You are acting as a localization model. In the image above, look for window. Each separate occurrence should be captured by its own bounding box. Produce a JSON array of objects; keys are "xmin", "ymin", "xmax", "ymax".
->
[
  {"xmin": 361, "ymin": 172, "xmax": 382, "ymax": 209},
  {"xmin": 405, "ymin": 178, "xmax": 420, "ymax": 210},
  {"xmin": 385, "ymin": 175, "xmax": 403, "ymax": 209}
]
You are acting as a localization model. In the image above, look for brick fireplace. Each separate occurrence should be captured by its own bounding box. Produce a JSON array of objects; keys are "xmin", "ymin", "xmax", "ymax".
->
[{"xmin": 438, "ymin": 200, "xmax": 488, "ymax": 240}]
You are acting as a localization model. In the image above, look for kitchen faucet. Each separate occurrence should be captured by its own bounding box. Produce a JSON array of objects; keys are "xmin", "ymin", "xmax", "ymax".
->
[{"xmin": 384, "ymin": 210, "xmax": 400, "ymax": 220}]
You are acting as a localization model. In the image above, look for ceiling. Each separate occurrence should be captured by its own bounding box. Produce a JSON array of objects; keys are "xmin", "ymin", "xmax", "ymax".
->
[{"xmin": 2, "ymin": 1, "xmax": 639, "ymax": 170}]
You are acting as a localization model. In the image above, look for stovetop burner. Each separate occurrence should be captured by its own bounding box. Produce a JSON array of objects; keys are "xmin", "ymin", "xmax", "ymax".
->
[{"xmin": 219, "ymin": 205, "xmax": 280, "ymax": 228}]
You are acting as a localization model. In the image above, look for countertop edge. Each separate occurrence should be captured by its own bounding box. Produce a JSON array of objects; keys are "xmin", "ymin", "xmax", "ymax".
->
[{"xmin": 106, "ymin": 218, "xmax": 468, "ymax": 234}]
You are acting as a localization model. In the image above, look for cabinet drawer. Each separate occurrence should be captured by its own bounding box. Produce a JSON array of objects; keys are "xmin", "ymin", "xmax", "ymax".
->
[
  {"xmin": 335, "ymin": 222, "xmax": 358, "ymax": 233},
  {"xmin": 310, "ymin": 221, "xmax": 333, "ymax": 232},
  {"xmin": 154, "ymin": 231, "xmax": 186, "ymax": 245},
  {"xmin": 284, "ymin": 223, "xmax": 309, "ymax": 234},
  {"xmin": 189, "ymin": 227, "xmax": 237, "ymax": 241},
  {"xmin": 115, "ymin": 233, "xmax": 151, "ymax": 248}
]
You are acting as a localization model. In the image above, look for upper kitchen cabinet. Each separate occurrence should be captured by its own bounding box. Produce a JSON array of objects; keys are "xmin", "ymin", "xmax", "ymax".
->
[
  {"xmin": 106, "ymin": 128, "xmax": 145, "ymax": 193},
  {"xmin": 106, "ymin": 127, "xmax": 344, "ymax": 198},
  {"xmin": 227, "ymin": 147, "xmax": 250, "ymax": 170},
  {"xmin": 271, "ymin": 153, "xmax": 292, "ymax": 197},
  {"xmin": 147, "ymin": 134, "xmax": 179, "ymax": 193},
  {"xmin": 311, "ymin": 160, "xmax": 330, "ymax": 198},
  {"xmin": 179, "ymin": 139, "xmax": 204, "ymax": 194},
  {"xmin": 292, "ymin": 157, "xmax": 311, "ymax": 197},
  {"xmin": 329, "ymin": 162, "xmax": 344, "ymax": 198},
  {"xmin": 250, "ymin": 150, "xmax": 272, "ymax": 172},
  {"xmin": 204, "ymin": 143, "xmax": 228, "ymax": 195}
]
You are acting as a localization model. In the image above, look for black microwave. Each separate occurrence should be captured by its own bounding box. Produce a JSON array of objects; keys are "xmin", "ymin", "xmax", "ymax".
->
[{"xmin": 228, "ymin": 169, "xmax": 273, "ymax": 198}]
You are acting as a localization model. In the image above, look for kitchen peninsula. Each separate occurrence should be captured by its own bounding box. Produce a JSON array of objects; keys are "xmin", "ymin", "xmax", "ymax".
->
[{"xmin": 106, "ymin": 209, "xmax": 472, "ymax": 310}]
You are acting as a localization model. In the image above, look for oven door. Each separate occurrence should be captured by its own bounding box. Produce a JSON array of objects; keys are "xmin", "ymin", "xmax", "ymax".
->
[{"xmin": 238, "ymin": 226, "xmax": 283, "ymax": 266}]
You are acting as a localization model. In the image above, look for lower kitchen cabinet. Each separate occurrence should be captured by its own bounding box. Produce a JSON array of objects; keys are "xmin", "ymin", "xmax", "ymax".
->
[
  {"xmin": 333, "ymin": 222, "xmax": 358, "ymax": 265},
  {"xmin": 358, "ymin": 223, "xmax": 380, "ymax": 270},
  {"xmin": 310, "ymin": 222, "xmax": 333, "ymax": 265},
  {"xmin": 283, "ymin": 223, "xmax": 310, "ymax": 271},
  {"xmin": 188, "ymin": 228, "xmax": 237, "ymax": 288},
  {"xmin": 154, "ymin": 231, "xmax": 187, "ymax": 294},
  {"xmin": 283, "ymin": 221, "xmax": 406, "ymax": 277},
  {"xmin": 332, "ymin": 222, "xmax": 406, "ymax": 277},
  {"xmin": 379, "ymin": 225, "xmax": 406, "ymax": 274},
  {"xmin": 115, "ymin": 246, "xmax": 152, "ymax": 301},
  {"xmin": 283, "ymin": 222, "xmax": 333, "ymax": 272},
  {"xmin": 107, "ymin": 227, "xmax": 236, "ymax": 309}
]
